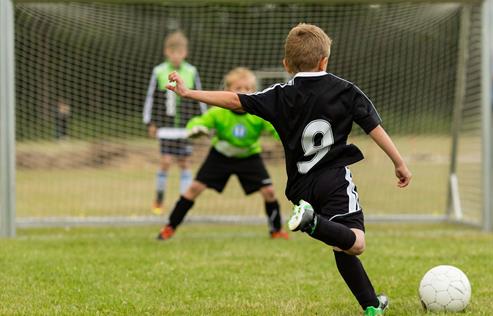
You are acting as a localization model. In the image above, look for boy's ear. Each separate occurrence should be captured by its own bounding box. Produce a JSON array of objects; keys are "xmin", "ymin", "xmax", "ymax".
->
[
  {"xmin": 282, "ymin": 58, "xmax": 292, "ymax": 74},
  {"xmin": 319, "ymin": 57, "xmax": 329, "ymax": 71}
]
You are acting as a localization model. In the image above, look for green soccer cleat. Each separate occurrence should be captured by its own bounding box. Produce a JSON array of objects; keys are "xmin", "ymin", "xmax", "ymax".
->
[
  {"xmin": 363, "ymin": 294, "xmax": 389, "ymax": 316},
  {"xmin": 288, "ymin": 200, "xmax": 315, "ymax": 232}
]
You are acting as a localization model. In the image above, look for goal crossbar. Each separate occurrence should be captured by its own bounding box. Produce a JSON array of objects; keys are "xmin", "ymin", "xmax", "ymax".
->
[{"xmin": 10, "ymin": 0, "xmax": 484, "ymax": 4}]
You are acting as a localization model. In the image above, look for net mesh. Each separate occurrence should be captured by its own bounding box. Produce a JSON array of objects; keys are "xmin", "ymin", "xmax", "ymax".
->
[
  {"xmin": 456, "ymin": 5, "xmax": 484, "ymax": 224},
  {"xmin": 12, "ymin": 2, "xmax": 480, "ymax": 223}
]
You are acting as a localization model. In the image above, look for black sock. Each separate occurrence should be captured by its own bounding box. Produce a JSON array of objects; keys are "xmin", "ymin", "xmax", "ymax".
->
[
  {"xmin": 333, "ymin": 250, "xmax": 379, "ymax": 310},
  {"xmin": 265, "ymin": 200, "xmax": 282, "ymax": 232},
  {"xmin": 308, "ymin": 215, "xmax": 356, "ymax": 250},
  {"xmin": 168, "ymin": 196, "xmax": 194, "ymax": 229},
  {"xmin": 156, "ymin": 191, "xmax": 164, "ymax": 204}
]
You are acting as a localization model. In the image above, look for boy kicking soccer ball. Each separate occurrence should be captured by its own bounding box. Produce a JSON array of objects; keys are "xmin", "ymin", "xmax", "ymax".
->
[
  {"xmin": 166, "ymin": 23, "xmax": 412, "ymax": 315},
  {"xmin": 157, "ymin": 67, "xmax": 289, "ymax": 240}
]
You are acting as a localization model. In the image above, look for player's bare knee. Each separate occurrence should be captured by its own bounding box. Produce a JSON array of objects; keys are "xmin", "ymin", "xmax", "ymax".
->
[
  {"xmin": 347, "ymin": 229, "xmax": 366, "ymax": 255},
  {"xmin": 159, "ymin": 163, "xmax": 170, "ymax": 171},
  {"xmin": 177, "ymin": 157, "xmax": 190, "ymax": 170},
  {"xmin": 348, "ymin": 239, "xmax": 366, "ymax": 255},
  {"xmin": 160, "ymin": 155, "xmax": 172, "ymax": 171},
  {"xmin": 188, "ymin": 183, "xmax": 201, "ymax": 195},
  {"xmin": 185, "ymin": 181, "xmax": 205, "ymax": 199},
  {"xmin": 260, "ymin": 186, "xmax": 276, "ymax": 202}
]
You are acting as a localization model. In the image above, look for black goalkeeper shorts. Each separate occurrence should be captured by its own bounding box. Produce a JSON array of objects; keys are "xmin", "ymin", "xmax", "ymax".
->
[{"xmin": 195, "ymin": 148, "xmax": 273, "ymax": 195}]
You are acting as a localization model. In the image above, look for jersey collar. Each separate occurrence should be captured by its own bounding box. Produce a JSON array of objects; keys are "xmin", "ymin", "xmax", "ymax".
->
[
  {"xmin": 165, "ymin": 60, "xmax": 184, "ymax": 71},
  {"xmin": 293, "ymin": 71, "xmax": 327, "ymax": 79}
]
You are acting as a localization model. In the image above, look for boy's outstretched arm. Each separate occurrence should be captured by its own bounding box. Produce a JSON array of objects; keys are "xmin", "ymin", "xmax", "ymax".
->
[
  {"xmin": 167, "ymin": 71, "xmax": 243, "ymax": 111},
  {"xmin": 369, "ymin": 125, "xmax": 412, "ymax": 188}
]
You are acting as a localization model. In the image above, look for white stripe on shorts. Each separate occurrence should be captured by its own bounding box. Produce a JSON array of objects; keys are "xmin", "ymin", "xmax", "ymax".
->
[{"xmin": 345, "ymin": 167, "xmax": 361, "ymax": 213}]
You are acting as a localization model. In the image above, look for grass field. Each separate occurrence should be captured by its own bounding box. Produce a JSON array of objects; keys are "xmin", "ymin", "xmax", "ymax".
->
[
  {"xmin": 0, "ymin": 223, "xmax": 492, "ymax": 315},
  {"xmin": 16, "ymin": 135, "xmax": 467, "ymax": 219}
]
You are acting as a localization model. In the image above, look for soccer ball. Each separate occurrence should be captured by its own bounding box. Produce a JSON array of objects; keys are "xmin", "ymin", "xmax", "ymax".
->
[{"xmin": 419, "ymin": 265, "xmax": 471, "ymax": 312}]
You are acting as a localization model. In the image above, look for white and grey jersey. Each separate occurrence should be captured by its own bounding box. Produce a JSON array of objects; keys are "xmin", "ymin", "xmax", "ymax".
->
[{"xmin": 142, "ymin": 62, "xmax": 206, "ymax": 137}]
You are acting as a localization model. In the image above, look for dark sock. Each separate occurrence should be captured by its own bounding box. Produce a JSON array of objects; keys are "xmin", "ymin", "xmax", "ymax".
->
[
  {"xmin": 168, "ymin": 196, "xmax": 194, "ymax": 229},
  {"xmin": 265, "ymin": 200, "xmax": 282, "ymax": 232},
  {"xmin": 333, "ymin": 250, "xmax": 379, "ymax": 310},
  {"xmin": 307, "ymin": 214, "xmax": 356, "ymax": 250},
  {"xmin": 156, "ymin": 191, "xmax": 164, "ymax": 204}
]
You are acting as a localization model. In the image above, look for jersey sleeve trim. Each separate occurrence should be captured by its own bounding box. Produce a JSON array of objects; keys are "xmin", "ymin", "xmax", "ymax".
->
[
  {"xmin": 358, "ymin": 116, "xmax": 381, "ymax": 134},
  {"xmin": 239, "ymin": 82, "xmax": 292, "ymax": 119},
  {"xmin": 354, "ymin": 85, "xmax": 382, "ymax": 124},
  {"xmin": 143, "ymin": 68, "xmax": 157, "ymax": 124},
  {"xmin": 328, "ymin": 73, "xmax": 382, "ymax": 134},
  {"xmin": 238, "ymin": 93, "xmax": 253, "ymax": 113},
  {"xmin": 246, "ymin": 82, "xmax": 291, "ymax": 96},
  {"xmin": 353, "ymin": 85, "xmax": 382, "ymax": 134}
]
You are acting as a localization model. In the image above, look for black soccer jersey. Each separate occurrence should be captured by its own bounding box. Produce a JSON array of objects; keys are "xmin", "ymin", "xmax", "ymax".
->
[{"xmin": 238, "ymin": 71, "xmax": 381, "ymax": 202}]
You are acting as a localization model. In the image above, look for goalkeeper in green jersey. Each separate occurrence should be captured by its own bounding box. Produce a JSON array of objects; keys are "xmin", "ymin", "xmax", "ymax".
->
[{"xmin": 157, "ymin": 67, "xmax": 289, "ymax": 240}]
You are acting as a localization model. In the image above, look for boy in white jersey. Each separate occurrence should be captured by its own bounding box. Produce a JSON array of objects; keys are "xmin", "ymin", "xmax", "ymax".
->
[{"xmin": 143, "ymin": 31, "xmax": 205, "ymax": 215}]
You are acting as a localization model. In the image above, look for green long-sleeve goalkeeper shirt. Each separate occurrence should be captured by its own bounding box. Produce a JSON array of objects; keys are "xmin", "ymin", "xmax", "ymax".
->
[{"xmin": 186, "ymin": 107, "xmax": 279, "ymax": 158}]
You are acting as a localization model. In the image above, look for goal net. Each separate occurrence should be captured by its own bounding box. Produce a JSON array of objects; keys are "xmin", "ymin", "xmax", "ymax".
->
[{"xmin": 10, "ymin": 1, "xmax": 487, "ymax": 227}]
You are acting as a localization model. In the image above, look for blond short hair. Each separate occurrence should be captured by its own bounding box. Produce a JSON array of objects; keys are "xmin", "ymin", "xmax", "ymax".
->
[
  {"xmin": 224, "ymin": 67, "xmax": 257, "ymax": 90},
  {"xmin": 284, "ymin": 23, "xmax": 332, "ymax": 73},
  {"xmin": 164, "ymin": 30, "xmax": 188, "ymax": 51}
]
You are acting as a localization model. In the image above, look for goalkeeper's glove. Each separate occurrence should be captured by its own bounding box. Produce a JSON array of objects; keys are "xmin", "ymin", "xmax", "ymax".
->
[{"xmin": 187, "ymin": 126, "xmax": 210, "ymax": 139}]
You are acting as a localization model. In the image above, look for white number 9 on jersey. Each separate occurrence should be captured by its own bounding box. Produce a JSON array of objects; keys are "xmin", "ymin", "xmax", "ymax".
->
[{"xmin": 297, "ymin": 119, "xmax": 334, "ymax": 174}]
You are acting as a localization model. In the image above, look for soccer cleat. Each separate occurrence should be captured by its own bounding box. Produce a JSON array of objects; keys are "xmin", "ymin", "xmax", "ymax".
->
[
  {"xmin": 377, "ymin": 294, "xmax": 389, "ymax": 311},
  {"xmin": 152, "ymin": 201, "xmax": 164, "ymax": 215},
  {"xmin": 288, "ymin": 200, "xmax": 315, "ymax": 232},
  {"xmin": 363, "ymin": 294, "xmax": 389, "ymax": 316},
  {"xmin": 270, "ymin": 230, "xmax": 289, "ymax": 240},
  {"xmin": 156, "ymin": 225, "xmax": 175, "ymax": 240}
]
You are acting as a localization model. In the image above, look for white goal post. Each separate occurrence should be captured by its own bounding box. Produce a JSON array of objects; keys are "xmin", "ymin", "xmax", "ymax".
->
[
  {"xmin": 481, "ymin": 0, "xmax": 493, "ymax": 231},
  {"xmin": 446, "ymin": 0, "xmax": 493, "ymax": 231},
  {"xmin": 1, "ymin": 0, "xmax": 492, "ymax": 234},
  {"xmin": 0, "ymin": 0, "xmax": 16, "ymax": 237}
]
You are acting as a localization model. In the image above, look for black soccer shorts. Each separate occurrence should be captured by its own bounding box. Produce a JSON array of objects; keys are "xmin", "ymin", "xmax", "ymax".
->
[
  {"xmin": 307, "ymin": 166, "xmax": 365, "ymax": 231},
  {"xmin": 159, "ymin": 139, "xmax": 192, "ymax": 157},
  {"xmin": 195, "ymin": 148, "xmax": 273, "ymax": 195}
]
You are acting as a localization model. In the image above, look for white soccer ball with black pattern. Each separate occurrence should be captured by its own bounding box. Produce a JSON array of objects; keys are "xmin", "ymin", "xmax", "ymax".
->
[{"xmin": 419, "ymin": 265, "xmax": 471, "ymax": 312}]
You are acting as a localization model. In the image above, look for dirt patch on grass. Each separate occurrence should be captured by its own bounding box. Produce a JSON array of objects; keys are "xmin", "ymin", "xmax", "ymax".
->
[
  {"xmin": 17, "ymin": 140, "xmax": 155, "ymax": 170},
  {"xmin": 16, "ymin": 138, "xmax": 284, "ymax": 170}
]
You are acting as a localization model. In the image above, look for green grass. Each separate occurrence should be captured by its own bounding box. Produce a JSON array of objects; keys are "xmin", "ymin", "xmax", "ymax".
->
[
  {"xmin": 0, "ymin": 224, "xmax": 492, "ymax": 315},
  {"xmin": 16, "ymin": 136, "xmax": 462, "ymax": 218}
]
